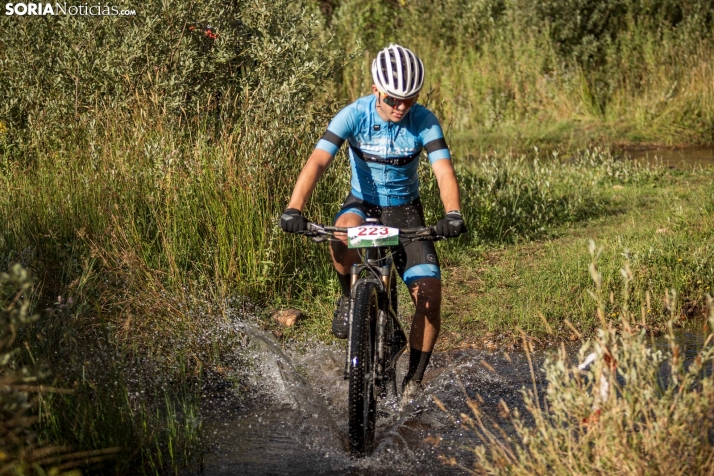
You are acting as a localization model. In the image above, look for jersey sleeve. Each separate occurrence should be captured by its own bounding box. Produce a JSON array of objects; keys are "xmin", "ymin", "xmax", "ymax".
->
[
  {"xmin": 315, "ymin": 104, "xmax": 356, "ymax": 156},
  {"xmin": 419, "ymin": 111, "xmax": 451, "ymax": 164}
]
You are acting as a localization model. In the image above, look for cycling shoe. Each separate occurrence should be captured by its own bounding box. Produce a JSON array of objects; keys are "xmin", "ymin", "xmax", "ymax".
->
[
  {"xmin": 399, "ymin": 379, "xmax": 423, "ymax": 410},
  {"xmin": 332, "ymin": 295, "xmax": 350, "ymax": 339}
]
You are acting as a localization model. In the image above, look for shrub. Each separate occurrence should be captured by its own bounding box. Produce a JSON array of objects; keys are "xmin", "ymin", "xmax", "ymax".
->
[{"xmin": 439, "ymin": 244, "xmax": 714, "ymax": 475}]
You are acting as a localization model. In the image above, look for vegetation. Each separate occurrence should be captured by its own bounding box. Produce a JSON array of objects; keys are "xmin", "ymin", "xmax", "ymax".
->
[
  {"xmin": 332, "ymin": 0, "xmax": 714, "ymax": 151},
  {"xmin": 1, "ymin": 0, "xmax": 344, "ymax": 472},
  {"xmin": 437, "ymin": 251, "xmax": 714, "ymax": 475},
  {"xmin": 438, "ymin": 158, "xmax": 714, "ymax": 347},
  {"xmin": 0, "ymin": 0, "xmax": 712, "ymax": 473}
]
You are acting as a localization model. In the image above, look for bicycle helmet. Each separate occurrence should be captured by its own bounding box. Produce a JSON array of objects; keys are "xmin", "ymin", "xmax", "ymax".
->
[{"xmin": 371, "ymin": 44, "xmax": 424, "ymax": 99}]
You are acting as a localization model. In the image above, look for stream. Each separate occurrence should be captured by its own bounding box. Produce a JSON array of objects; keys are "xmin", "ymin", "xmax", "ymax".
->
[
  {"xmin": 196, "ymin": 318, "xmax": 709, "ymax": 475},
  {"xmin": 627, "ymin": 145, "xmax": 714, "ymax": 168},
  {"xmin": 187, "ymin": 146, "xmax": 714, "ymax": 475}
]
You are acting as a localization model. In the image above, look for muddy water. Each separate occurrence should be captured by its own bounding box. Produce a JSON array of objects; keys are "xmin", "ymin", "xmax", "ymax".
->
[
  {"xmin": 199, "ymin": 323, "xmax": 549, "ymax": 475},
  {"xmin": 198, "ymin": 320, "xmax": 709, "ymax": 475},
  {"xmin": 627, "ymin": 145, "xmax": 714, "ymax": 168}
]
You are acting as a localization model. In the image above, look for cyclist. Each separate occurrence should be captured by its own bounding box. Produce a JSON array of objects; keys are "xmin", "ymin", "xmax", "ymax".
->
[{"xmin": 280, "ymin": 44, "xmax": 466, "ymax": 402}]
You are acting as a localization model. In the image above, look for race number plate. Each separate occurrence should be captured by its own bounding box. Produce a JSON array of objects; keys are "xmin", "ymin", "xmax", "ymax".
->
[{"xmin": 347, "ymin": 225, "xmax": 400, "ymax": 248}]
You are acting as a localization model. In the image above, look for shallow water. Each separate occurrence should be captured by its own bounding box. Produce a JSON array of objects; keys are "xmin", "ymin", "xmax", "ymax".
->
[
  {"xmin": 627, "ymin": 145, "xmax": 714, "ymax": 168},
  {"xmin": 197, "ymin": 319, "xmax": 710, "ymax": 475},
  {"xmin": 198, "ymin": 322, "xmax": 542, "ymax": 475}
]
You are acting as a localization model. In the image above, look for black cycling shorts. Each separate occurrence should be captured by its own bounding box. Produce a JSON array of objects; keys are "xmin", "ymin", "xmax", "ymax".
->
[{"xmin": 334, "ymin": 194, "xmax": 440, "ymax": 287}]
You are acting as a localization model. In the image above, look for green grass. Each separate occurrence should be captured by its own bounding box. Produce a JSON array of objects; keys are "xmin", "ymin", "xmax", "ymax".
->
[
  {"xmin": 3, "ymin": 110, "xmax": 711, "ymax": 472},
  {"xmin": 272, "ymin": 150, "xmax": 714, "ymax": 346},
  {"xmin": 439, "ymin": 164, "xmax": 714, "ymax": 348},
  {"xmin": 1, "ymin": 140, "xmax": 710, "ymax": 474}
]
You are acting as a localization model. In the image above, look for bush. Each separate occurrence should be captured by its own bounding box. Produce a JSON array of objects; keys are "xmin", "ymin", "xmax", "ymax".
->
[
  {"xmin": 0, "ymin": 0, "xmax": 340, "ymax": 152},
  {"xmin": 1, "ymin": 1, "xmax": 346, "ymax": 472},
  {"xmin": 329, "ymin": 0, "xmax": 714, "ymax": 145}
]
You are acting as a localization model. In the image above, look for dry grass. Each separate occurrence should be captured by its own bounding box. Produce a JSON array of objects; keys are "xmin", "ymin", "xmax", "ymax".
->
[{"xmin": 437, "ymin": 245, "xmax": 714, "ymax": 475}]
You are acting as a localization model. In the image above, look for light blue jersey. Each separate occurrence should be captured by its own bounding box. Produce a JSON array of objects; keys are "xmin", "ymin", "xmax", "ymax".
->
[{"xmin": 315, "ymin": 95, "xmax": 451, "ymax": 207}]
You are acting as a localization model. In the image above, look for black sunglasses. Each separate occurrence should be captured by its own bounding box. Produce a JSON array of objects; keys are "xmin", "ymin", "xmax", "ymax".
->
[{"xmin": 381, "ymin": 94, "xmax": 418, "ymax": 108}]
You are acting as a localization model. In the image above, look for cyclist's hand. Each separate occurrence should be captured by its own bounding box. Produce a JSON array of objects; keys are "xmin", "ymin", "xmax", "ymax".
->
[
  {"xmin": 435, "ymin": 211, "xmax": 466, "ymax": 238},
  {"xmin": 280, "ymin": 208, "xmax": 309, "ymax": 233}
]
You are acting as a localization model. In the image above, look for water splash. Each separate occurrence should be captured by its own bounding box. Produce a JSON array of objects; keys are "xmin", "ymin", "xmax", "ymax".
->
[{"xmin": 198, "ymin": 315, "xmax": 709, "ymax": 475}]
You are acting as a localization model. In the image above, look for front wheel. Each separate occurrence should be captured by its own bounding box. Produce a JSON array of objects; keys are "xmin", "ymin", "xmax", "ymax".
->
[{"xmin": 348, "ymin": 280, "xmax": 379, "ymax": 457}]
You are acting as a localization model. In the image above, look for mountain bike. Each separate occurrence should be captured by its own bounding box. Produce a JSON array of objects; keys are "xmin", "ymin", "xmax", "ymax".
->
[{"xmin": 302, "ymin": 218, "xmax": 442, "ymax": 457}]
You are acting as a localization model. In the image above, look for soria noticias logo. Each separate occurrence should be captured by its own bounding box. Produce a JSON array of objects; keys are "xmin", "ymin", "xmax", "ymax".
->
[{"xmin": 5, "ymin": 3, "xmax": 136, "ymax": 15}]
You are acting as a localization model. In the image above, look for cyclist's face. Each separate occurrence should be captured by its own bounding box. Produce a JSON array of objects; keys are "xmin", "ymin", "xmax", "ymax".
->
[{"xmin": 372, "ymin": 85, "xmax": 418, "ymax": 123}]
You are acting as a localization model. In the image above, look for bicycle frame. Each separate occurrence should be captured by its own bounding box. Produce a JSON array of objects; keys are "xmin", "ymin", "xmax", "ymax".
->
[
  {"xmin": 300, "ymin": 220, "xmax": 443, "ymax": 456},
  {"xmin": 344, "ymin": 244, "xmax": 407, "ymax": 393}
]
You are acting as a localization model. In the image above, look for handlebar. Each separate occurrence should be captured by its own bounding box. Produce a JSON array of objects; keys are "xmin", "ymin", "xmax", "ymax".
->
[{"xmin": 300, "ymin": 222, "xmax": 444, "ymax": 242}]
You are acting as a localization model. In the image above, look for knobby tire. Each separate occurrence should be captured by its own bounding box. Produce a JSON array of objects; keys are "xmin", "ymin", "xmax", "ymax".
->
[{"xmin": 348, "ymin": 280, "xmax": 379, "ymax": 457}]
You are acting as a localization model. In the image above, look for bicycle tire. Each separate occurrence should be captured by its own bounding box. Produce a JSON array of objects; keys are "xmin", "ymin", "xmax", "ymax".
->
[{"xmin": 348, "ymin": 280, "xmax": 379, "ymax": 457}]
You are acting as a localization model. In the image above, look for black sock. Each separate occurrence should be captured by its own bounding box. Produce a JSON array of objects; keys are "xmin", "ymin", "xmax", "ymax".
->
[
  {"xmin": 337, "ymin": 272, "xmax": 351, "ymax": 297},
  {"xmin": 404, "ymin": 347, "xmax": 432, "ymax": 384}
]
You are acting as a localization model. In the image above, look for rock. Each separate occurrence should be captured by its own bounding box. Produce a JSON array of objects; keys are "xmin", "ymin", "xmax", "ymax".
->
[{"xmin": 272, "ymin": 309, "xmax": 305, "ymax": 327}]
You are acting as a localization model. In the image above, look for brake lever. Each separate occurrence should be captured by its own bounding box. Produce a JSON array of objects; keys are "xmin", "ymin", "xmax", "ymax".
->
[
  {"xmin": 301, "ymin": 223, "xmax": 331, "ymax": 242},
  {"xmin": 311, "ymin": 234, "xmax": 330, "ymax": 243}
]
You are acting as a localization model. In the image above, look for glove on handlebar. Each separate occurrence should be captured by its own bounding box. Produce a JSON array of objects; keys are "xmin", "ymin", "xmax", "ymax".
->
[
  {"xmin": 279, "ymin": 208, "xmax": 309, "ymax": 233},
  {"xmin": 435, "ymin": 211, "xmax": 466, "ymax": 238}
]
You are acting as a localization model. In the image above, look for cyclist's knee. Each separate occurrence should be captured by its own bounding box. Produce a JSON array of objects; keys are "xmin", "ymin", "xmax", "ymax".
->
[
  {"xmin": 335, "ymin": 211, "xmax": 364, "ymax": 227},
  {"xmin": 332, "ymin": 212, "xmax": 364, "ymax": 247}
]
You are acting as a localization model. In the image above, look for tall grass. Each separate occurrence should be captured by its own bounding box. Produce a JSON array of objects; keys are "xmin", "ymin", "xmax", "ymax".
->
[
  {"xmin": 439, "ymin": 246, "xmax": 714, "ymax": 475},
  {"xmin": 0, "ymin": 0, "xmax": 348, "ymax": 472},
  {"xmin": 330, "ymin": 0, "xmax": 714, "ymax": 150},
  {"xmin": 420, "ymin": 147, "xmax": 665, "ymax": 253}
]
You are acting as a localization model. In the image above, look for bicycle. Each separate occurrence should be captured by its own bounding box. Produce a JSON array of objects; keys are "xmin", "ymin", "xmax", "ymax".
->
[{"xmin": 301, "ymin": 218, "xmax": 444, "ymax": 457}]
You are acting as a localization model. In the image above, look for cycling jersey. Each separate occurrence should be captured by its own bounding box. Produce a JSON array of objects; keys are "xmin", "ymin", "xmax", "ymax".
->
[{"xmin": 315, "ymin": 95, "xmax": 451, "ymax": 207}]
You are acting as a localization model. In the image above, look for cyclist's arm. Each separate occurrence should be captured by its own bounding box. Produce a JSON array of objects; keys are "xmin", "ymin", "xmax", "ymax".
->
[
  {"xmin": 417, "ymin": 108, "xmax": 461, "ymax": 212},
  {"xmin": 286, "ymin": 148, "xmax": 334, "ymax": 211},
  {"xmin": 287, "ymin": 103, "xmax": 356, "ymax": 211},
  {"xmin": 431, "ymin": 159, "xmax": 462, "ymax": 213}
]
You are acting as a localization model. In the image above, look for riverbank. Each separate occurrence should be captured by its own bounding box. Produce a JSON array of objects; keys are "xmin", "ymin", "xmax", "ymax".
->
[{"xmin": 440, "ymin": 163, "xmax": 714, "ymax": 349}]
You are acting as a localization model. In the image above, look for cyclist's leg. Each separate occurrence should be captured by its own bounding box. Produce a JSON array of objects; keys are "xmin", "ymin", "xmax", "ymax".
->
[
  {"xmin": 406, "ymin": 277, "xmax": 441, "ymax": 353},
  {"xmin": 330, "ymin": 194, "xmax": 378, "ymax": 278},
  {"xmin": 330, "ymin": 195, "xmax": 379, "ymax": 338},
  {"xmin": 381, "ymin": 199, "xmax": 441, "ymax": 386},
  {"xmin": 403, "ymin": 276, "xmax": 440, "ymax": 396},
  {"xmin": 330, "ymin": 211, "xmax": 363, "ymax": 276}
]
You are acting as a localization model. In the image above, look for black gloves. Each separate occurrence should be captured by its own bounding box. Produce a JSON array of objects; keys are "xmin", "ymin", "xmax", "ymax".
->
[
  {"xmin": 279, "ymin": 208, "xmax": 309, "ymax": 233},
  {"xmin": 435, "ymin": 211, "xmax": 466, "ymax": 238}
]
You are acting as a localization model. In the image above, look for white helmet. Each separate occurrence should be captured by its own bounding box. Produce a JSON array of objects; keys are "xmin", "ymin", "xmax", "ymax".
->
[{"xmin": 371, "ymin": 44, "xmax": 424, "ymax": 99}]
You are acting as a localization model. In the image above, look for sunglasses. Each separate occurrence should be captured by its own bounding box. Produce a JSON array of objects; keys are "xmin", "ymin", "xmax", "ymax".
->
[{"xmin": 381, "ymin": 93, "xmax": 418, "ymax": 108}]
